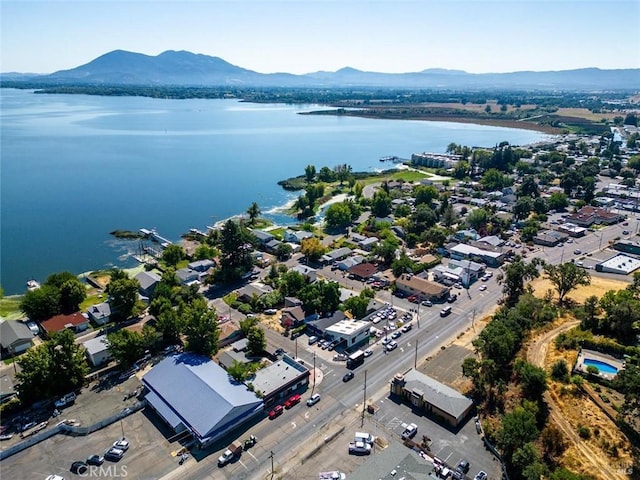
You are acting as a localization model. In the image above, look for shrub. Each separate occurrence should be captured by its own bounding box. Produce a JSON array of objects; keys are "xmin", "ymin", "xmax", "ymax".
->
[
  {"xmin": 551, "ymin": 360, "xmax": 569, "ymax": 382},
  {"xmin": 586, "ymin": 365, "xmax": 600, "ymax": 375},
  {"xmin": 577, "ymin": 425, "xmax": 591, "ymax": 439}
]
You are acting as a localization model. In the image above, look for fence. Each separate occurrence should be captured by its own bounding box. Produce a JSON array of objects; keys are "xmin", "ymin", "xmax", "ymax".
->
[{"xmin": 0, "ymin": 400, "xmax": 145, "ymax": 461}]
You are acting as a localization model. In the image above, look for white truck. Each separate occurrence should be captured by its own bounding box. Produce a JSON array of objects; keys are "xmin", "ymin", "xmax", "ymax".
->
[
  {"xmin": 401, "ymin": 422, "xmax": 418, "ymax": 440},
  {"xmin": 318, "ymin": 472, "xmax": 346, "ymax": 480}
]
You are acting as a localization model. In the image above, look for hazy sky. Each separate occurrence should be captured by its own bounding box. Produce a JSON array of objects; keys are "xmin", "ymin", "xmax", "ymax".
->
[{"xmin": 2, "ymin": 0, "xmax": 639, "ymax": 74}]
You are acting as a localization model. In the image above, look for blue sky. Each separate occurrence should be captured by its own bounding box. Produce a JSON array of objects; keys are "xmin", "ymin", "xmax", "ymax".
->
[{"xmin": 1, "ymin": 0, "xmax": 639, "ymax": 74}]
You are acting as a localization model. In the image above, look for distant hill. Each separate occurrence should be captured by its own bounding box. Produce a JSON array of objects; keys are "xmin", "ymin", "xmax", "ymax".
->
[{"xmin": 3, "ymin": 50, "xmax": 639, "ymax": 90}]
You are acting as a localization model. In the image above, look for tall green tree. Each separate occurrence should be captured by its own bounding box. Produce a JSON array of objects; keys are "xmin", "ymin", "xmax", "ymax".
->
[
  {"xmin": 107, "ymin": 329, "xmax": 145, "ymax": 368},
  {"xmin": 543, "ymin": 262, "xmax": 591, "ymax": 306},
  {"xmin": 246, "ymin": 326, "xmax": 266, "ymax": 356},
  {"xmin": 162, "ymin": 244, "xmax": 186, "ymax": 267},
  {"xmin": 155, "ymin": 307, "xmax": 182, "ymax": 345},
  {"xmin": 182, "ymin": 298, "xmax": 219, "ymax": 356},
  {"xmin": 304, "ymin": 164, "xmax": 316, "ymax": 182},
  {"xmin": 107, "ymin": 277, "xmax": 141, "ymax": 321},
  {"xmin": 16, "ymin": 329, "xmax": 88, "ymax": 404},
  {"xmin": 246, "ymin": 202, "xmax": 261, "ymax": 225},
  {"xmin": 498, "ymin": 257, "xmax": 543, "ymax": 307},
  {"xmin": 20, "ymin": 284, "xmax": 61, "ymax": 321},
  {"xmin": 497, "ymin": 405, "xmax": 539, "ymax": 462},
  {"xmin": 59, "ymin": 278, "xmax": 87, "ymax": 314}
]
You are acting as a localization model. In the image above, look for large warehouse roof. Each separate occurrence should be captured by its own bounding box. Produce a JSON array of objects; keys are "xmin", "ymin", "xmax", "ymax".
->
[{"xmin": 143, "ymin": 353, "xmax": 263, "ymax": 444}]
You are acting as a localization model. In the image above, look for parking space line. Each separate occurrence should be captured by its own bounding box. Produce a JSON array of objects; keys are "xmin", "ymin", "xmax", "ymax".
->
[
  {"xmin": 238, "ymin": 459, "xmax": 249, "ymax": 470},
  {"xmin": 247, "ymin": 451, "xmax": 259, "ymax": 463}
]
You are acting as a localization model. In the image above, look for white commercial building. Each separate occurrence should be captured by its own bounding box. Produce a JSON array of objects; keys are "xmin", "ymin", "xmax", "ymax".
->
[
  {"xmin": 325, "ymin": 319, "xmax": 371, "ymax": 349},
  {"xmin": 596, "ymin": 254, "xmax": 640, "ymax": 275}
]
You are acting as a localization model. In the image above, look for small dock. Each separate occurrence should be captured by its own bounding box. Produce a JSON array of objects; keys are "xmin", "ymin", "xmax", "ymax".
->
[
  {"xmin": 379, "ymin": 155, "xmax": 403, "ymax": 163},
  {"xmin": 140, "ymin": 228, "xmax": 172, "ymax": 247}
]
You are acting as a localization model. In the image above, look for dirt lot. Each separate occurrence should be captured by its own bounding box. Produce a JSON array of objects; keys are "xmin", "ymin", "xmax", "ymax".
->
[{"xmin": 530, "ymin": 275, "xmax": 630, "ymax": 304}]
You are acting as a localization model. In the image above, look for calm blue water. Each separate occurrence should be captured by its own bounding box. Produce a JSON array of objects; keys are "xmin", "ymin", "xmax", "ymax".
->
[
  {"xmin": 583, "ymin": 358, "xmax": 619, "ymax": 374},
  {"xmin": 1, "ymin": 89, "xmax": 550, "ymax": 295}
]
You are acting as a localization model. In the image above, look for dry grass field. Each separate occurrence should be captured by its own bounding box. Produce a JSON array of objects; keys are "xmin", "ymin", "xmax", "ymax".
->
[{"xmin": 530, "ymin": 275, "xmax": 630, "ymax": 304}]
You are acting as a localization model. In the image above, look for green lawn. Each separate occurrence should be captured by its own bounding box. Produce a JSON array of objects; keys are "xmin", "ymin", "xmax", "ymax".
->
[{"xmin": 0, "ymin": 295, "xmax": 23, "ymax": 320}]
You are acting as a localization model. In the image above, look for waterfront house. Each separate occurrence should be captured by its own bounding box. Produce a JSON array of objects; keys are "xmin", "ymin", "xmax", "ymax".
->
[
  {"xmin": 188, "ymin": 259, "xmax": 216, "ymax": 272},
  {"xmin": 283, "ymin": 230, "xmax": 314, "ymax": 244},
  {"xmin": 176, "ymin": 268, "xmax": 200, "ymax": 286},
  {"xmin": 86, "ymin": 301, "xmax": 112, "ymax": 325},
  {"xmin": 252, "ymin": 229, "xmax": 275, "ymax": 246},
  {"xmin": 135, "ymin": 271, "xmax": 161, "ymax": 299},
  {"xmin": 0, "ymin": 320, "xmax": 34, "ymax": 357}
]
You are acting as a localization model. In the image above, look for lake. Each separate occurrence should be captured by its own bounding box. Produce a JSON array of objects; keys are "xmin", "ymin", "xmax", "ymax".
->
[{"xmin": 1, "ymin": 89, "xmax": 550, "ymax": 295}]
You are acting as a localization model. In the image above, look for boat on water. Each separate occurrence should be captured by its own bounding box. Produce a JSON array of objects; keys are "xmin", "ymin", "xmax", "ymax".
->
[{"xmin": 26, "ymin": 279, "xmax": 41, "ymax": 291}]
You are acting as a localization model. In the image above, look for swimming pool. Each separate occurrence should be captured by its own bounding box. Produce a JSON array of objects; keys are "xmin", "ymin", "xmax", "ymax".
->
[{"xmin": 583, "ymin": 358, "xmax": 619, "ymax": 374}]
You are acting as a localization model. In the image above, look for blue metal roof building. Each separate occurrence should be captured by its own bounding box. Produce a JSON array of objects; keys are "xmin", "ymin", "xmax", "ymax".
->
[{"xmin": 142, "ymin": 353, "xmax": 263, "ymax": 447}]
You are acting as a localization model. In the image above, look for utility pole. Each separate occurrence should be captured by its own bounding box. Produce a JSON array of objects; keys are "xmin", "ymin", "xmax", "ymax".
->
[
  {"xmin": 312, "ymin": 352, "xmax": 316, "ymax": 393},
  {"xmin": 269, "ymin": 451, "xmax": 275, "ymax": 480},
  {"xmin": 295, "ymin": 337, "xmax": 298, "ymax": 359},
  {"xmin": 361, "ymin": 370, "xmax": 367, "ymax": 427},
  {"xmin": 414, "ymin": 339, "xmax": 419, "ymax": 369}
]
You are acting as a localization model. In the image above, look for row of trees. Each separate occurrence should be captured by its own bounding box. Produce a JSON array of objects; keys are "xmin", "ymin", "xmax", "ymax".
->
[{"xmin": 20, "ymin": 272, "xmax": 87, "ymax": 321}]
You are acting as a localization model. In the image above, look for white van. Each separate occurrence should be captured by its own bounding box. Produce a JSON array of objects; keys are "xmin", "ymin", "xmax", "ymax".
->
[
  {"xmin": 308, "ymin": 336, "xmax": 319, "ymax": 345},
  {"xmin": 354, "ymin": 432, "xmax": 375, "ymax": 445},
  {"xmin": 440, "ymin": 306, "xmax": 452, "ymax": 317}
]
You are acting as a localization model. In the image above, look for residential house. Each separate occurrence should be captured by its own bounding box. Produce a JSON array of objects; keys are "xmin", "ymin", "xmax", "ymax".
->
[
  {"xmin": 176, "ymin": 268, "xmax": 200, "ymax": 286},
  {"xmin": 40, "ymin": 312, "xmax": 89, "ymax": 335},
  {"xmin": 188, "ymin": 259, "xmax": 215, "ymax": 272},
  {"xmin": 347, "ymin": 262, "xmax": 378, "ymax": 281},
  {"xmin": 290, "ymin": 264, "xmax": 317, "ymax": 283},
  {"xmin": 252, "ymin": 229, "xmax": 275, "ymax": 246},
  {"xmin": 283, "ymin": 230, "xmax": 314, "ymax": 244},
  {"xmin": 0, "ymin": 320, "xmax": 34, "ymax": 356},
  {"xmin": 533, "ymin": 230, "xmax": 569, "ymax": 247},
  {"xmin": 235, "ymin": 283, "xmax": 274, "ymax": 303},
  {"xmin": 83, "ymin": 336, "xmax": 111, "ymax": 366},
  {"xmin": 135, "ymin": 271, "xmax": 162, "ymax": 298},
  {"xmin": 358, "ymin": 237, "xmax": 379, "ymax": 251},
  {"xmin": 336, "ymin": 255, "xmax": 365, "ymax": 271},
  {"xmin": 321, "ymin": 247, "xmax": 352, "ymax": 264},
  {"xmin": 86, "ymin": 302, "xmax": 112, "ymax": 326},
  {"xmin": 280, "ymin": 306, "xmax": 307, "ymax": 329}
]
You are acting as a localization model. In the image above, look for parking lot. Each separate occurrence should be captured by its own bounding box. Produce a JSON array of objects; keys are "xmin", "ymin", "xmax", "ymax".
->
[{"xmin": 1, "ymin": 409, "xmax": 179, "ymax": 480}]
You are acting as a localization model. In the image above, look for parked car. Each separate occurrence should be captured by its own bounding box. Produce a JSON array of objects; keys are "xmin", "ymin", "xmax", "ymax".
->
[
  {"xmin": 447, "ymin": 294, "xmax": 457, "ymax": 303},
  {"xmin": 574, "ymin": 249, "xmax": 582, "ymax": 255},
  {"xmin": 284, "ymin": 394, "xmax": 301, "ymax": 409},
  {"xmin": 391, "ymin": 331, "xmax": 402, "ymax": 339},
  {"xmin": 343, "ymin": 372, "xmax": 355, "ymax": 382},
  {"xmin": 112, "ymin": 438, "xmax": 129, "ymax": 451},
  {"xmin": 306, "ymin": 393, "xmax": 321, "ymax": 406},
  {"xmin": 45, "ymin": 476, "xmax": 65, "ymax": 480},
  {"xmin": 364, "ymin": 348, "xmax": 373, "ymax": 357},
  {"xmin": 268, "ymin": 405, "xmax": 284, "ymax": 419},
  {"xmin": 421, "ymin": 300, "xmax": 432, "ymax": 307},
  {"xmin": 386, "ymin": 340, "xmax": 398, "ymax": 351},
  {"xmin": 401, "ymin": 323, "xmax": 413, "ymax": 333},
  {"xmin": 474, "ymin": 472, "xmax": 487, "ymax": 480},
  {"xmin": 104, "ymin": 447, "xmax": 125, "ymax": 462},
  {"xmin": 623, "ymin": 230, "xmax": 630, "ymax": 235},
  {"xmin": 456, "ymin": 459, "xmax": 470, "ymax": 474},
  {"xmin": 479, "ymin": 285, "xmax": 487, "ymax": 291},
  {"xmin": 308, "ymin": 336, "xmax": 319, "ymax": 345},
  {"xmin": 86, "ymin": 454, "xmax": 104, "ymax": 466},
  {"xmin": 54, "ymin": 392, "xmax": 76, "ymax": 409},
  {"xmin": 70, "ymin": 461, "xmax": 88, "ymax": 474}
]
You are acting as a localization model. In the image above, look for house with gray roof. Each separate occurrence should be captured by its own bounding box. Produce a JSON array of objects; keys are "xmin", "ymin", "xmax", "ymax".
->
[
  {"xmin": 321, "ymin": 247, "xmax": 352, "ymax": 264},
  {"xmin": 143, "ymin": 353, "xmax": 264, "ymax": 448},
  {"xmin": 176, "ymin": 268, "xmax": 200, "ymax": 286},
  {"xmin": 86, "ymin": 301, "xmax": 112, "ymax": 325},
  {"xmin": 390, "ymin": 368, "xmax": 473, "ymax": 428},
  {"xmin": 188, "ymin": 259, "xmax": 215, "ymax": 272},
  {"xmin": 252, "ymin": 229, "xmax": 275, "ymax": 246},
  {"xmin": 83, "ymin": 336, "xmax": 111, "ymax": 366},
  {"xmin": 283, "ymin": 229, "xmax": 314, "ymax": 244},
  {"xmin": 0, "ymin": 320, "xmax": 34, "ymax": 356},
  {"xmin": 134, "ymin": 270, "xmax": 161, "ymax": 298}
]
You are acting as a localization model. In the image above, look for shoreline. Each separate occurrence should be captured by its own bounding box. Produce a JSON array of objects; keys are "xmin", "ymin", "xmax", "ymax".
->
[{"xmin": 302, "ymin": 111, "xmax": 563, "ymax": 135}]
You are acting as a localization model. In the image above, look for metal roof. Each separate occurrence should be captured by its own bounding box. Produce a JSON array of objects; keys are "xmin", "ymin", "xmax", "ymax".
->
[{"xmin": 143, "ymin": 353, "xmax": 263, "ymax": 441}]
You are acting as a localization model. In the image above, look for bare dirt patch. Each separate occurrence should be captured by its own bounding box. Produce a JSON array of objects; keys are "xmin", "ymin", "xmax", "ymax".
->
[{"xmin": 530, "ymin": 275, "xmax": 630, "ymax": 304}]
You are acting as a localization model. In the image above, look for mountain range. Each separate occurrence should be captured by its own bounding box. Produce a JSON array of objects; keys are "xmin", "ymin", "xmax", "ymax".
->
[{"xmin": 3, "ymin": 50, "xmax": 639, "ymax": 90}]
